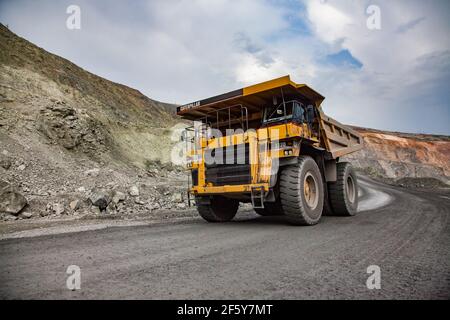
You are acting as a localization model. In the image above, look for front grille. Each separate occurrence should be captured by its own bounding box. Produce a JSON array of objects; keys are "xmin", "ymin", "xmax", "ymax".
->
[
  {"xmin": 205, "ymin": 143, "xmax": 250, "ymax": 168},
  {"xmin": 203, "ymin": 143, "xmax": 251, "ymax": 186},
  {"xmin": 205, "ymin": 164, "xmax": 251, "ymax": 186}
]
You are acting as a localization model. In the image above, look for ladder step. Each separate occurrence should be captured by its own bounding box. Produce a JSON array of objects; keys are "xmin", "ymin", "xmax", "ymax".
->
[{"xmin": 251, "ymin": 187, "xmax": 265, "ymax": 209}]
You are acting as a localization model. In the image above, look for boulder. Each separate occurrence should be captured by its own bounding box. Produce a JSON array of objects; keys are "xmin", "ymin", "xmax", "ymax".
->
[
  {"xmin": 40, "ymin": 209, "xmax": 49, "ymax": 217},
  {"xmin": 69, "ymin": 200, "xmax": 80, "ymax": 211},
  {"xmin": 112, "ymin": 190, "xmax": 126, "ymax": 204},
  {"xmin": 0, "ymin": 158, "xmax": 11, "ymax": 170},
  {"xmin": 0, "ymin": 180, "xmax": 28, "ymax": 215},
  {"xmin": 128, "ymin": 185, "xmax": 140, "ymax": 197},
  {"xmin": 53, "ymin": 203, "xmax": 65, "ymax": 215},
  {"xmin": 89, "ymin": 189, "xmax": 111, "ymax": 210},
  {"xmin": 171, "ymin": 192, "xmax": 184, "ymax": 203},
  {"xmin": 145, "ymin": 202, "xmax": 160, "ymax": 211},
  {"xmin": 106, "ymin": 201, "xmax": 116, "ymax": 214},
  {"xmin": 134, "ymin": 198, "xmax": 145, "ymax": 205},
  {"xmin": 18, "ymin": 211, "xmax": 33, "ymax": 219},
  {"xmin": 90, "ymin": 206, "xmax": 101, "ymax": 215}
]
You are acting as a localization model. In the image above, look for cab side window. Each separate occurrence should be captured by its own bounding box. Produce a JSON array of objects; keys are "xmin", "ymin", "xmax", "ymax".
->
[
  {"xmin": 292, "ymin": 102, "xmax": 305, "ymax": 123},
  {"xmin": 305, "ymin": 104, "xmax": 315, "ymax": 124}
]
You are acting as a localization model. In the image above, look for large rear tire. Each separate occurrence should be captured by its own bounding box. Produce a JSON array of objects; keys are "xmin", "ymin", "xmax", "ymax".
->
[
  {"xmin": 280, "ymin": 156, "xmax": 324, "ymax": 226},
  {"xmin": 195, "ymin": 195, "xmax": 239, "ymax": 222},
  {"xmin": 328, "ymin": 162, "xmax": 358, "ymax": 216}
]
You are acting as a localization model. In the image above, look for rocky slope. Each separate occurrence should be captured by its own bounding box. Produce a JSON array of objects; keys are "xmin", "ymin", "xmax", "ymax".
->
[
  {"xmin": 0, "ymin": 24, "xmax": 192, "ymax": 222},
  {"xmin": 345, "ymin": 127, "xmax": 450, "ymax": 185}
]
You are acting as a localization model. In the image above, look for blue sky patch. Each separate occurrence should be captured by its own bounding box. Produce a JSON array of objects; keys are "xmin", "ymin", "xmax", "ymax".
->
[{"xmin": 324, "ymin": 49, "xmax": 363, "ymax": 69}]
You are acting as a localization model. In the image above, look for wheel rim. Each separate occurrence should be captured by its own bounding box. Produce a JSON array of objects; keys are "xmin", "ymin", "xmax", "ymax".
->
[
  {"xmin": 303, "ymin": 172, "xmax": 319, "ymax": 209},
  {"xmin": 346, "ymin": 175, "xmax": 356, "ymax": 203}
]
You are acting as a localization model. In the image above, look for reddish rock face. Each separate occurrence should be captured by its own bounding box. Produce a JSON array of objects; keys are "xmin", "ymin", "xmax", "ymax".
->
[{"xmin": 345, "ymin": 127, "xmax": 450, "ymax": 183}]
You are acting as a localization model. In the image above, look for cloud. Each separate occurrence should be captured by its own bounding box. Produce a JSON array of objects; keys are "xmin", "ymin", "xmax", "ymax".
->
[
  {"xmin": 0, "ymin": 0, "xmax": 449, "ymax": 134},
  {"xmin": 307, "ymin": 0, "xmax": 353, "ymax": 46},
  {"xmin": 302, "ymin": 0, "xmax": 450, "ymax": 133},
  {"xmin": 396, "ymin": 16, "xmax": 425, "ymax": 34}
]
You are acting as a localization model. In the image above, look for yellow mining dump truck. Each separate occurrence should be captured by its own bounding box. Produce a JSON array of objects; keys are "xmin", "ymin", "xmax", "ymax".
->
[{"xmin": 177, "ymin": 75, "xmax": 363, "ymax": 225}]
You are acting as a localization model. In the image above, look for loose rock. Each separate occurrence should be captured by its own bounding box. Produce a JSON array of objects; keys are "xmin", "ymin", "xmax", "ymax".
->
[
  {"xmin": 106, "ymin": 202, "xmax": 116, "ymax": 214},
  {"xmin": 0, "ymin": 158, "xmax": 12, "ymax": 170},
  {"xmin": 53, "ymin": 203, "xmax": 65, "ymax": 215},
  {"xmin": 129, "ymin": 185, "xmax": 140, "ymax": 197},
  {"xmin": 89, "ymin": 189, "xmax": 111, "ymax": 210},
  {"xmin": 0, "ymin": 180, "xmax": 28, "ymax": 215},
  {"xmin": 171, "ymin": 192, "xmax": 184, "ymax": 203},
  {"xmin": 69, "ymin": 200, "xmax": 80, "ymax": 211},
  {"xmin": 19, "ymin": 211, "xmax": 33, "ymax": 219},
  {"xmin": 112, "ymin": 190, "xmax": 126, "ymax": 204},
  {"xmin": 90, "ymin": 206, "xmax": 101, "ymax": 215},
  {"xmin": 134, "ymin": 198, "xmax": 145, "ymax": 205}
]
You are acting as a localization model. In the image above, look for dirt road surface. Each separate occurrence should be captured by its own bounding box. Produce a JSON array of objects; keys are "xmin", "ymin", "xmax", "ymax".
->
[{"xmin": 0, "ymin": 176, "xmax": 449, "ymax": 299}]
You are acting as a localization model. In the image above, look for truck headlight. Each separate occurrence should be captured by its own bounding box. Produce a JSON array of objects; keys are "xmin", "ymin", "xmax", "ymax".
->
[{"xmin": 278, "ymin": 141, "xmax": 294, "ymax": 149}]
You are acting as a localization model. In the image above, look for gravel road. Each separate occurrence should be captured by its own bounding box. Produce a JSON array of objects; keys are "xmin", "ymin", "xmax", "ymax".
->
[{"xmin": 0, "ymin": 176, "xmax": 449, "ymax": 299}]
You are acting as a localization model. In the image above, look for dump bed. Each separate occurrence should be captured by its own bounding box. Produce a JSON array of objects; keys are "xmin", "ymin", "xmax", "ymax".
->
[
  {"xmin": 177, "ymin": 75, "xmax": 363, "ymax": 159},
  {"xmin": 317, "ymin": 111, "xmax": 363, "ymax": 158}
]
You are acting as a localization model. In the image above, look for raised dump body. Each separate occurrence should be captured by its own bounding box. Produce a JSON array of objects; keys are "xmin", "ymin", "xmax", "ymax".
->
[{"xmin": 177, "ymin": 75, "xmax": 363, "ymax": 226}]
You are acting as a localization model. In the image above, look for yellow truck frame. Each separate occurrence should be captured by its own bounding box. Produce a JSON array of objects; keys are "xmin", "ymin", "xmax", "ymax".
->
[{"xmin": 177, "ymin": 75, "xmax": 363, "ymax": 225}]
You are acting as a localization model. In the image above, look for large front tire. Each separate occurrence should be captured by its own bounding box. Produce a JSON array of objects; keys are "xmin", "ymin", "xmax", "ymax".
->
[
  {"xmin": 195, "ymin": 196, "xmax": 239, "ymax": 222},
  {"xmin": 328, "ymin": 162, "xmax": 358, "ymax": 216},
  {"xmin": 280, "ymin": 156, "xmax": 324, "ymax": 226}
]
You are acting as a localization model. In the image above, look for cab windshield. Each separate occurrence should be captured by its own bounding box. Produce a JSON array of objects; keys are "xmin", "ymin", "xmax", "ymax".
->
[{"xmin": 263, "ymin": 100, "xmax": 304, "ymax": 125}]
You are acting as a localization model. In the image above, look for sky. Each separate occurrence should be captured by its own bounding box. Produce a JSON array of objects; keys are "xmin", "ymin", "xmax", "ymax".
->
[{"xmin": 1, "ymin": 0, "xmax": 449, "ymax": 134}]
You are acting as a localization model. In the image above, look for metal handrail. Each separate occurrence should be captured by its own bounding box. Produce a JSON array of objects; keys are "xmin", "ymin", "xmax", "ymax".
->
[{"xmin": 198, "ymin": 104, "xmax": 249, "ymax": 132}]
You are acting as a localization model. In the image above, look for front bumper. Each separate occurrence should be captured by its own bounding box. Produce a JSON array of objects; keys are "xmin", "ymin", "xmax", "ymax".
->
[{"xmin": 190, "ymin": 183, "xmax": 269, "ymax": 195}]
